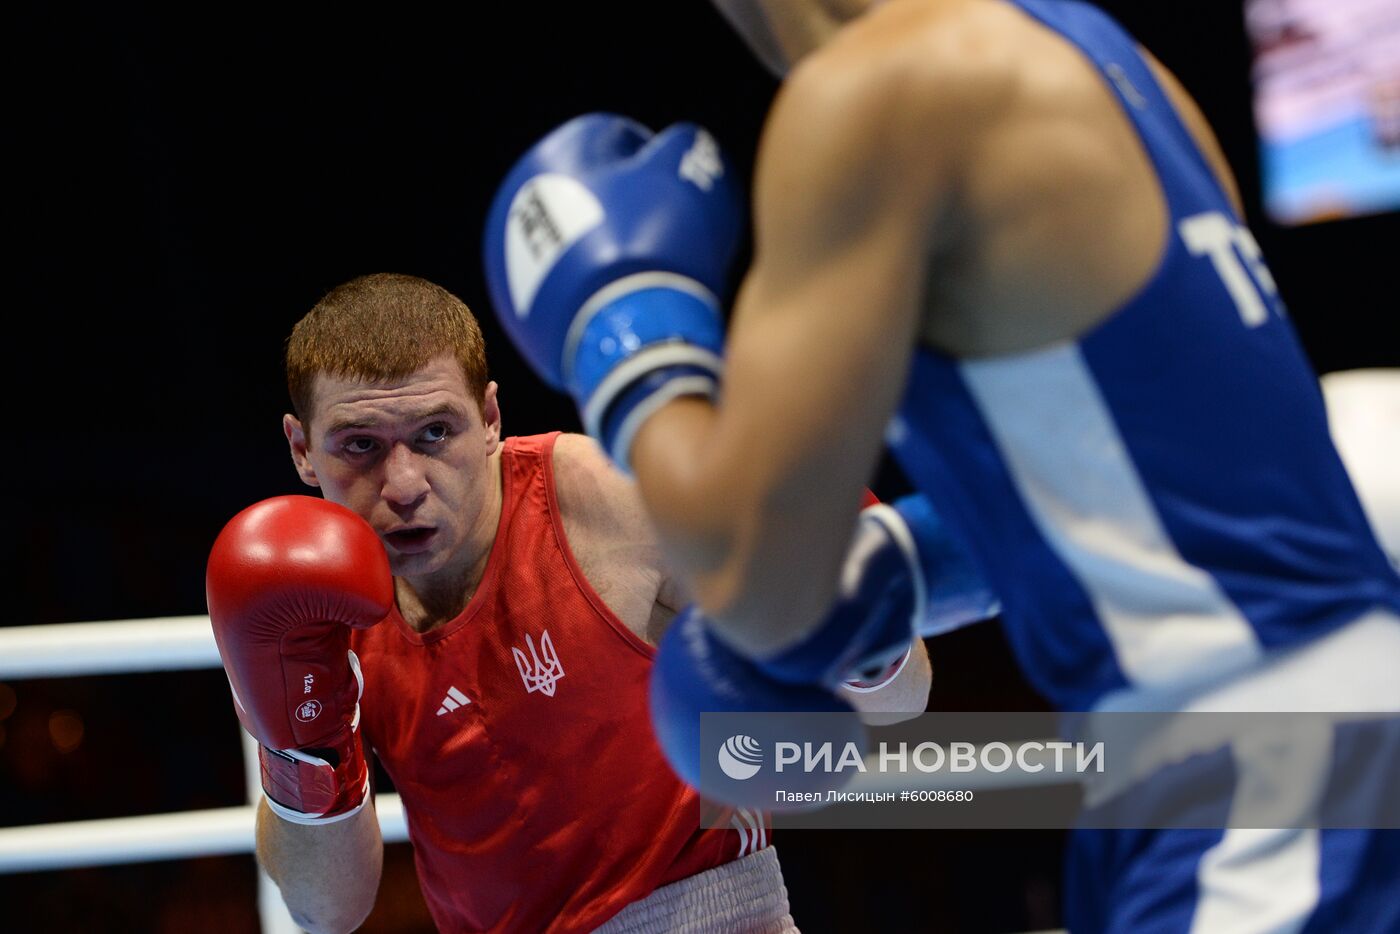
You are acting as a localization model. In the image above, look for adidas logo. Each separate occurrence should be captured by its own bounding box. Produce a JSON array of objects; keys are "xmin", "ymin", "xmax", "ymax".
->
[{"xmin": 436, "ymin": 686, "xmax": 471, "ymax": 716}]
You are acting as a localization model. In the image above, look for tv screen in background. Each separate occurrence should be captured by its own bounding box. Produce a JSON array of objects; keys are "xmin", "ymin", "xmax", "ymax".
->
[{"xmin": 1246, "ymin": 0, "xmax": 1400, "ymax": 225}]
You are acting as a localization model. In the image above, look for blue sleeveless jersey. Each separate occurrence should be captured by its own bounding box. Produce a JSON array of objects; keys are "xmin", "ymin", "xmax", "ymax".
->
[{"xmin": 888, "ymin": 0, "xmax": 1400, "ymax": 710}]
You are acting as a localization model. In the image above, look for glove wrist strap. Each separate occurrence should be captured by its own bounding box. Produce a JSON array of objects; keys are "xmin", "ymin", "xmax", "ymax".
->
[
  {"xmin": 259, "ymin": 720, "xmax": 369, "ymax": 826},
  {"xmin": 842, "ymin": 643, "xmax": 914, "ymax": 693},
  {"xmin": 565, "ymin": 274, "xmax": 725, "ymax": 470}
]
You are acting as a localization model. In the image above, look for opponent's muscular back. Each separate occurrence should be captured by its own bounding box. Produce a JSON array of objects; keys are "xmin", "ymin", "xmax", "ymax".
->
[
  {"xmin": 890, "ymin": 0, "xmax": 1243, "ymax": 356},
  {"xmin": 633, "ymin": 0, "xmax": 1398, "ymax": 672},
  {"xmin": 838, "ymin": 0, "xmax": 1400, "ymax": 708}
]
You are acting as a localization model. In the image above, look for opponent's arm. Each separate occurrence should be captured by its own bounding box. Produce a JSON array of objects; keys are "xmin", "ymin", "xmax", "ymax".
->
[{"xmin": 630, "ymin": 55, "xmax": 964, "ymax": 656}]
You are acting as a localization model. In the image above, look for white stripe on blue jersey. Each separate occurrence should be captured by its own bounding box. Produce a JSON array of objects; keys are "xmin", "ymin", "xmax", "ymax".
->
[{"xmin": 962, "ymin": 343, "xmax": 1263, "ymax": 689}]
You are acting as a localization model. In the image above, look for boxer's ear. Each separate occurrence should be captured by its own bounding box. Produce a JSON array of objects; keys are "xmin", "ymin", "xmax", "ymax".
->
[
  {"xmin": 480, "ymin": 381, "xmax": 502, "ymax": 450},
  {"xmin": 284, "ymin": 413, "xmax": 321, "ymax": 488}
]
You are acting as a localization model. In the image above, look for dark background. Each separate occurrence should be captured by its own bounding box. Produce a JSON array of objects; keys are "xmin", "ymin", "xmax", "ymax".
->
[{"xmin": 2, "ymin": 1, "xmax": 1395, "ymax": 931}]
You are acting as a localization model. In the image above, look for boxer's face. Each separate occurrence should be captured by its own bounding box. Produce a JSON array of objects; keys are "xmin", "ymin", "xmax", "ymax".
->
[{"xmin": 284, "ymin": 353, "xmax": 502, "ymax": 580}]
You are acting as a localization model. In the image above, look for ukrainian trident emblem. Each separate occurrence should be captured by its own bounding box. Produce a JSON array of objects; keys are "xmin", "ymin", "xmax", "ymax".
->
[{"xmin": 512, "ymin": 630, "xmax": 564, "ymax": 697}]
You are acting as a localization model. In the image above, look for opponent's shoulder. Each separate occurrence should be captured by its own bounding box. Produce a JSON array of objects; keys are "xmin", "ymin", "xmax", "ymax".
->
[
  {"xmin": 764, "ymin": 0, "xmax": 1018, "ymax": 203},
  {"xmin": 783, "ymin": 2, "xmax": 1018, "ymax": 141}
]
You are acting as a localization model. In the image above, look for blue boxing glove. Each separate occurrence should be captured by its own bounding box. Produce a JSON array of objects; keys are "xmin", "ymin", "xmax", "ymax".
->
[
  {"xmin": 649, "ymin": 607, "xmax": 867, "ymax": 810},
  {"xmin": 648, "ymin": 495, "xmax": 1000, "ymax": 808},
  {"xmin": 483, "ymin": 114, "xmax": 743, "ymax": 469},
  {"xmin": 759, "ymin": 494, "xmax": 1003, "ymax": 690}
]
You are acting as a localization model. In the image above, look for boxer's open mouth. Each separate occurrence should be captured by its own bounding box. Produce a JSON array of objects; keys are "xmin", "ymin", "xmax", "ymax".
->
[{"xmin": 384, "ymin": 527, "xmax": 437, "ymax": 553}]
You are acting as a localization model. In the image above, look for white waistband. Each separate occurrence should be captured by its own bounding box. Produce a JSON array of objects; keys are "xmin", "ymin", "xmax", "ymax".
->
[{"xmin": 593, "ymin": 847, "xmax": 799, "ymax": 934}]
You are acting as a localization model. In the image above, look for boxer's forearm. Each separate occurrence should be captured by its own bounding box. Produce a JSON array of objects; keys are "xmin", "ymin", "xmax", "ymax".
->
[
  {"xmin": 631, "ymin": 72, "xmax": 936, "ymax": 658},
  {"xmin": 632, "ymin": 394, "xmax": 868, "ymax": 657},
  {"xmin": 255, "ymin": 797, "xmax": 383, "ymax": 934},
  {"xmin": 631, "ymin": 261, "xmax": 914, "ymax": 659}
]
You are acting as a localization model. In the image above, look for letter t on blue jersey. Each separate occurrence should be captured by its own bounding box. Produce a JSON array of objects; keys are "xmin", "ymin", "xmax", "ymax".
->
[{"xmin": 483, "ymin": 114, "xmax": 744, "ymax": 470}]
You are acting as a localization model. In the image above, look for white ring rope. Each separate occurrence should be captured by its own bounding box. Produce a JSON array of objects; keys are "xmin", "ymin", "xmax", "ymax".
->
[
  {"xmin": 0, "ymin": 615, "xmax": 410, "ymax": 878},
  {"xmin": 0, "ymin": 616, "xmax": 222, "ymax": 678},
  {"xmin": 0, "ymin": 796, "xmax": 409, "ymax": 875}
]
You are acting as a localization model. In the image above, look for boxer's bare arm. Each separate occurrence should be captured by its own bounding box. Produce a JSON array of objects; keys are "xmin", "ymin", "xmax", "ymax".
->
[
  {"xmin": 554, "ymin": 433, "xmax": 678, "ymax": 643},
  {"xmin": 255, "ymin": 797, "xmax": 383, "ymax": 934},
  {"xmin": 632, "ymin": 37, "xmax": 970, "ymax": 656}
]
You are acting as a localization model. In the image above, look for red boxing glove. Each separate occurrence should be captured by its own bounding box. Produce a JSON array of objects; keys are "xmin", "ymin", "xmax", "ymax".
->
[{"xmin": 206, "ymin": 496, "xmax": 393, "ymax": 824}]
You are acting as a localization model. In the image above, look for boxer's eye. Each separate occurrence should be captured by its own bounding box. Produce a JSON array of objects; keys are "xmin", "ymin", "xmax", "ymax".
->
[
  {"xmin": 344, "ymin": 437, "xmax": 378, "ymax": 456},
  {"xmin": 420, "ymin": 423, "xmax": 451, "ymax": 445}
]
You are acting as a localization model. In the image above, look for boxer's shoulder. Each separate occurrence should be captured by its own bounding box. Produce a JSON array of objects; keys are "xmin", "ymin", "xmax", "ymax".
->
[
  {"xmin": 550, "ymin": 432, "xmax": 668, "ymax": 640},
  {"xmin": 788, "ymin": 2, "xmax": 1020, "ymax": 122},
  {"xmin": 761, "ymin": 1, "xmax": 1021, "ymax": 212},
  {"xmin": 551, "ymin": 433, "xmax": 648, "ymax": 534}
]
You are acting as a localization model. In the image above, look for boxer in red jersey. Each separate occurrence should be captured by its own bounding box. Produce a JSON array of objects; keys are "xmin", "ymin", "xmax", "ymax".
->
[{"xmin": 218, "ymin": 273, "xmax": 930, "ymax": 933}]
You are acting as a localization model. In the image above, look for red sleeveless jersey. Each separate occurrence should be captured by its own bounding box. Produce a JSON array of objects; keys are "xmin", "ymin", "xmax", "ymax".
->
[{"xmin": 352, "ymin": 433, "xmax": 749, "ymax": 933}]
